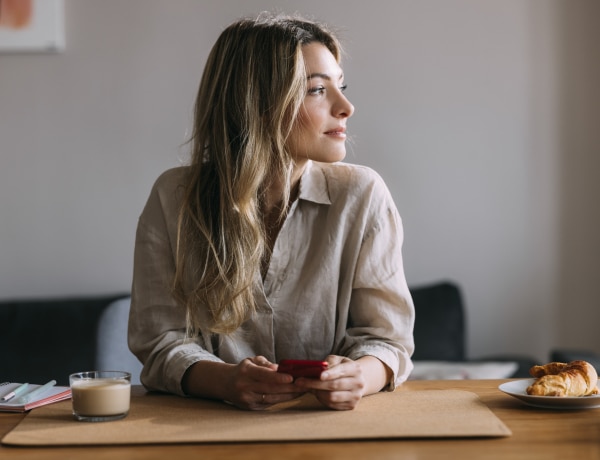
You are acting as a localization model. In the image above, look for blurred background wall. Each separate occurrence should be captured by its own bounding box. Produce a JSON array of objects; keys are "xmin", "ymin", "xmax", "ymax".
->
[{"xmin": 0, "ymin": 0, "xmax": 598, "ymax": 362}]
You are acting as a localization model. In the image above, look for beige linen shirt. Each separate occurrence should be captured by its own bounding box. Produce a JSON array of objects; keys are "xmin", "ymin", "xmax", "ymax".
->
[{"xmin": 129, "ymin": 160, "xmax": 414, "ymax": 396}]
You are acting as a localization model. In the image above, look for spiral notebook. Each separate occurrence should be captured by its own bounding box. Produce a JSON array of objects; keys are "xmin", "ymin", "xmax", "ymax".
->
[{"xmin": 0, "ymin": 382, "xmax": 71, "ymax": 413}]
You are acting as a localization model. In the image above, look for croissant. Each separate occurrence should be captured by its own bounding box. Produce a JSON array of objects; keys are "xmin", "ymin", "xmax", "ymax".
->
[{"xmin": 526, "ymin": 360, "xmax": 599, "ymax": 397}]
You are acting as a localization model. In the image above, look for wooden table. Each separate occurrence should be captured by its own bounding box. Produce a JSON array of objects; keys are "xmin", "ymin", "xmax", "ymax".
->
[{"xmin": 1, "ymin": 380, "xmax": 598, "ymax": 459}]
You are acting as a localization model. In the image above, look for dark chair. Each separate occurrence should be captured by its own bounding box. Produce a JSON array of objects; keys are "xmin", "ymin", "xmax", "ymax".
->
[
  {"xmin": 550, "ymin": 349, "xmax": 600, "ymax": 371},
  {"xmin": 0, "ymin": 294, "xmax": 142, "ymax": 386},
  {"xmin": 410, "ymin": 281, "xmax": 537, "ymax": 378}
]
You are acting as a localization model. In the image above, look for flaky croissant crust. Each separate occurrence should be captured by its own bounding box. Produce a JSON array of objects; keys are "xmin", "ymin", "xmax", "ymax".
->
[{"xmin": 526, "ymin": 360, "xmax": 599, "ymax": 397}]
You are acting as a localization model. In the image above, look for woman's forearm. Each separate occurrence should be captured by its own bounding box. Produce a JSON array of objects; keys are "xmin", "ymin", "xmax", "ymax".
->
[{"xmin": 181, "ymin": 360, "xmax": 235, "ymax": 400}]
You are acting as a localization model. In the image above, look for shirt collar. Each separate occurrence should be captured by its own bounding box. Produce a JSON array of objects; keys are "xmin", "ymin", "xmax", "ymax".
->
[{"xmin": 297, "ymin": 161, "xmax": 331, "ymax": 205}]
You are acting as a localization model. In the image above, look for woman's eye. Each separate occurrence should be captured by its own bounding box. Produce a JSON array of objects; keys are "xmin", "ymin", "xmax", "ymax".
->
[
  {"xmin": 308, "ymin": 85, "xmax": 326, "ymax": 95},
  {"xmin": 307, "ymin": 84, "xmax": 348, "ymax": 96}
]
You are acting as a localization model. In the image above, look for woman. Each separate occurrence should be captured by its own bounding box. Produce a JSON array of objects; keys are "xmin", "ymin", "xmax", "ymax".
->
[{"xmin": 128, "ymin": 13, "xmax": 414, "ymax": 411}]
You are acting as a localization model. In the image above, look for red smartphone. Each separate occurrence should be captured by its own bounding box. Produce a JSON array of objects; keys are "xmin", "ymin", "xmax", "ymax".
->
[{"xmin": 277, "ymin": 359, "xmax": 328, "ymax": 379}]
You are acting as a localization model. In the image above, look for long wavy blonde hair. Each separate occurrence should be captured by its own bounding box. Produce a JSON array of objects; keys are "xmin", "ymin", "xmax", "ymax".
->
[{"xmin": 173, "ymin": 14, "xmax": 341, "ymax": 335}]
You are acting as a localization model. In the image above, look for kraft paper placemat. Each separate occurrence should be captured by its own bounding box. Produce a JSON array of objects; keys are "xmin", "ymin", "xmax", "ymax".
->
[{"xmin": 2, "ymin": 389, "xmax": 511, "ymax": 446}]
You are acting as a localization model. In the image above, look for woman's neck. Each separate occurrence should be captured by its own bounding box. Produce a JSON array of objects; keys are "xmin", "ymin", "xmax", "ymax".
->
[
  {"xmin": 262, "ymin": 160, "xmax": 307, "ymax": 214},
  {"xmin": 260, "ymin": 161, "xmax": 307, "ymax": 279}
]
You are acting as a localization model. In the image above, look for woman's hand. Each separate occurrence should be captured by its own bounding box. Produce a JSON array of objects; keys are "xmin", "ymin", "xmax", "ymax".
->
[
  {"xmin": 226, "ymin": 356, "xmax": 306, "ymax": 410},
  {"xmin": 183, "ymin": 356, "xmax": 304, "ymax": 411},
  {"xmin": 292, "ymin": 355, "xmax": 391, "ymax": 410}
]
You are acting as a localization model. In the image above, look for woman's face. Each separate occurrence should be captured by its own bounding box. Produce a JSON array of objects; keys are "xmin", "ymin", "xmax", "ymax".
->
[{"xmin": 287, "ymin": 42, "xmax": 354, "ymax": 166}]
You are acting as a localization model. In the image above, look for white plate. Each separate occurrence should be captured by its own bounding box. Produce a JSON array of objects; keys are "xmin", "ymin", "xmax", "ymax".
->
[{"xmin": 499, "ymin": 379, "xmax": 600, "ymax": 409}]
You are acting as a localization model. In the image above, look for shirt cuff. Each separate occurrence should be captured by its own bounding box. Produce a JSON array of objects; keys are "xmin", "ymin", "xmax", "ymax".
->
[
  {"xmin": 347, "ymin": 346, "xmax": 413, "ymax": 391},
  {"xmin": 164, "ymin": 348, "xmax": 225, "ymax": 396}
]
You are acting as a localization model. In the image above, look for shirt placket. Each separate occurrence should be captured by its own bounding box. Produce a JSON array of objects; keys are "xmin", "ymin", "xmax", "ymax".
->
[{"xmin": 258, "ymin": 201, "xmax": 300, "ymax": 360}]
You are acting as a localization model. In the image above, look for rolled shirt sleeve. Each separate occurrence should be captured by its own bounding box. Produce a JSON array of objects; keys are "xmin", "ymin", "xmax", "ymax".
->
[
  {"xmin": 128, "ymin": 169, "xmax": 222, "ymax": 396},
  {"xmin": 340, "ymin": 205, "xmax": 415, "ymax": 389}
]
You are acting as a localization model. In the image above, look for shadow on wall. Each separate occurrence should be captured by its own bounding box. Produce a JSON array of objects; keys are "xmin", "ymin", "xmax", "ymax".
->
[{"xmin": 556, "ymin": 1, "xmax": 600, "ymax": 352}]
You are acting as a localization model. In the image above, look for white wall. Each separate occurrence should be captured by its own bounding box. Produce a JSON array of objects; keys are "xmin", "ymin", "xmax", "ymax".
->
[{"xmin": 1, "ymin": 0, "xmax": 598, "ymax": 362}]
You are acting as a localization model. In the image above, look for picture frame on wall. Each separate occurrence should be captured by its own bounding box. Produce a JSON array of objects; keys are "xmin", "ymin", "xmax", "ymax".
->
[{"xmin": 0, "ymin": 0, "xmax": 65, "ymax": 53}]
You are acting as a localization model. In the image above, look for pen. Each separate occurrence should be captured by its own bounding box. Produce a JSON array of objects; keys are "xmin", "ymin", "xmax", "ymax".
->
[
  {"xmin": 14, "ymin": 380, "xmax": 56, "ymax": 404},
  {"xmin": 1, "ymin": 383, "xmax": 29, "ymax": 402}
]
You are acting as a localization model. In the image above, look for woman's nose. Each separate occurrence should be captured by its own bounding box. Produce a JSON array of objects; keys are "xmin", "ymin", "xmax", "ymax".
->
[{"xmin": 334, "ymin": 94, "xmax": 354, "ymax": 118}]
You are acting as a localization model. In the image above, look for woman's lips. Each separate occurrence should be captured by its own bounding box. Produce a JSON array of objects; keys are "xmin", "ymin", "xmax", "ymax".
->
[{"xmin": 324, "ymin": 127, "xmax": 347, "ymax": 137}]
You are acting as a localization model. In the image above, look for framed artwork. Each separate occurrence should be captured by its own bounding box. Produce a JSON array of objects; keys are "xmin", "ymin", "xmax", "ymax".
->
[{"xmin": 0, "ymin": 0, "xmax": 65, "ymax": 53}]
